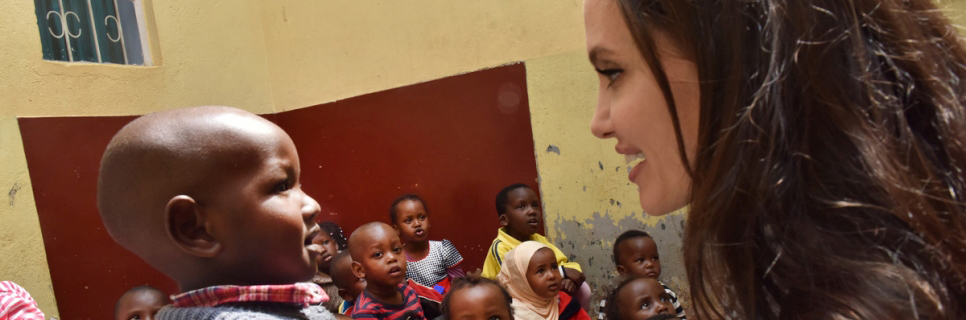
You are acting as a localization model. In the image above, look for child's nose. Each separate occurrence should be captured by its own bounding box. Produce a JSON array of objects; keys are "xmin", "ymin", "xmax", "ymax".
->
[
  {"xmin": 301, "ymin": 190, "xmax": 322, "ymax": 222},
  {"xmin": 656, "ymin": 302, "xmax": 669, "ymax": 314}
]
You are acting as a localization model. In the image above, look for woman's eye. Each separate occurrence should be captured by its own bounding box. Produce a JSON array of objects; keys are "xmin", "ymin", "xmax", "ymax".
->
[{"xmin": 596, "ymin": 68, "xmax": 623, "ymax": 83}]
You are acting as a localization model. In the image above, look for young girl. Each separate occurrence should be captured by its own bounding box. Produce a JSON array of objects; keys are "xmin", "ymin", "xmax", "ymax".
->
[
  {"xmin": 498, "ymin": 241, "xmax": 590, "ymax": 320},
  {"xmin": 389, "ymin": 194, "xmax": 464, "ymax": 293},
  {"xmin": 311, "ymin": 221, "xmax": 348, "ymax": 313}
]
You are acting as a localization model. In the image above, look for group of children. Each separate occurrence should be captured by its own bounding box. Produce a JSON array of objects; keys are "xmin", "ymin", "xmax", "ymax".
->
[{"xmin": 96, "ymin": 107, "xmax": 685, "ymax": 320}]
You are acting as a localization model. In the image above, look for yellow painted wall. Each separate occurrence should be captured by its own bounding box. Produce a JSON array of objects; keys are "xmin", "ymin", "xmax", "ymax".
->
[
  {"xmin": 0, "ymin": 0, "xmax": 277, "ymax": 317},
  {"xmin": 2, "ymin": 0, "xmax": 965, "ymax": 317}
]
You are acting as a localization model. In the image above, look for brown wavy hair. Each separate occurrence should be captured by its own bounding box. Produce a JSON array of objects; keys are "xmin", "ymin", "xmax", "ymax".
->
[{"xmin": 615, "ymin": 0, "xmax": 966, "ymax": 318}]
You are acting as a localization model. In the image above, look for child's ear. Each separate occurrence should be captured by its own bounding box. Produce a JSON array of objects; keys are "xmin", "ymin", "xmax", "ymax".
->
[
  {"xmin": 616, "ymin": 264, "xmax": 627, "ymax": 276},
  {"xmin": 165, "ymin": 195, "xmax": 221, "ymax": 258},
  {"xmin": 499, "ymin": 215, "xmax": 508, "ymax": 227},
  {"xmin": 351, "ymin": 261, "xmax": 366, "ymax": 280}
]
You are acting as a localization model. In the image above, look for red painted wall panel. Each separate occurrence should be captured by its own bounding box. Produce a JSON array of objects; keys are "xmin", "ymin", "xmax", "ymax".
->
[
  {"xmin": 275, "ymin": 63, "xmax": 541, "ymax": 271},
  {"xmin": 18, "ymin": 116, "xmax": 179, "ymax": 320},
  {"xmin": 17, "ymin": 63, "xmax": 539, "ymax": 319}
]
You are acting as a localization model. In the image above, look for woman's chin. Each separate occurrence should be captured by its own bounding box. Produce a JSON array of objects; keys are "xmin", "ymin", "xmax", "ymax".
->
[{"xmin": 638, "ymin": 188, "xmax": 688, "ymax": 216}]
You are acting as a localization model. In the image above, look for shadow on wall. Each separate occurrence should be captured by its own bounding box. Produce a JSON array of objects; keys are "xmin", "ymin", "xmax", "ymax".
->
[{"xmin": 18, "ymin": 63, "xmax": 540, "ymax": 319}]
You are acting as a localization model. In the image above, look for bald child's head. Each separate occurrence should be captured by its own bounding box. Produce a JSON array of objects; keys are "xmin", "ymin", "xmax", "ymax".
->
[
  {"xmin": 98, "ymin": 106, "xmax": 323, "ymax": 291},
  {"xmin": 347, "ymin": 222, "xmax": 408, "ymax": 290}
]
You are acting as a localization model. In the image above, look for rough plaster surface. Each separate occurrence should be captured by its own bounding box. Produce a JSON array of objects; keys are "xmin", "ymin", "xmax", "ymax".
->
[{"xmin": 551, "ymin": 211, "xmax": 689, "ymax": 315}]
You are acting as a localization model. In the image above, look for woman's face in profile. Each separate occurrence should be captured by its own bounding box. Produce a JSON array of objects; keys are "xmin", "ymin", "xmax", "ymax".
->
[{"xmin": 584, "ymin": 0, "xmax": 701, "ymax": 215}]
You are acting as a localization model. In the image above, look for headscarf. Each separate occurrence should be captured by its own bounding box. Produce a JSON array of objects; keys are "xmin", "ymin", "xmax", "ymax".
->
[{"xmin": 498, "ymin": 241, "xmax": 559, "ymax": 320}]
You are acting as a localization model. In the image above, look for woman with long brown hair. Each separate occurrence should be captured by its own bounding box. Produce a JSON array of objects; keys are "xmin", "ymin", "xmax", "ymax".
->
[{"xmin": 584, "ymin": 0, "xmax": 966, "ymax": 318}]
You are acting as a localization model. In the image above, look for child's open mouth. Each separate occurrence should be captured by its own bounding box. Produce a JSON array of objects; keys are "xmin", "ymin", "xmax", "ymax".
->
[
  {"xmin": 414, "ymin": 229, "xmax": 425, "ymax": 236},
  {"xmin": 527, "ymin": 219, "xmax": 539, "ymax": 227},
  {"xmin": 388, "ymin": 266, "xmax": 403, "ymax": 276}
]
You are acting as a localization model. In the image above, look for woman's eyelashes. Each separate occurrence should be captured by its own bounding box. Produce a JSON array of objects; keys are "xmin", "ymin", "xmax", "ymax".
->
[{"xmin": 595, "ymin": 68, "xmax": 624, "ymax": 85}]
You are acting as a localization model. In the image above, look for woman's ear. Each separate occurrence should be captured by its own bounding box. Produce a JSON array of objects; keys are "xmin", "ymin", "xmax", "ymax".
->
[{"xmin": 165, "ymin": 195, "xmax": 222, "ymax": 258}]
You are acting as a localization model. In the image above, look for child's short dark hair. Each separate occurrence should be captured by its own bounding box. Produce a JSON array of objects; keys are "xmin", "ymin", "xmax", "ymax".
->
[
  {"xmin": 329, "ymin": 251, "xmax": 354, "ymax": 285},
  {"xmin": 613, "ymin": 230, "xmax": 652, "ymax": 264},
  {"xmin": 114, "ymin": 285, "xmax": 166, "ymax": 316},
  {"xmin": 441, "ymin": 274, "xmax": 512, "ymax": 319},
  {"xmin": 494, "ymin": 183, "xmax": 531, "ymax": 216},
  {"xmin": 389, "ymin": 194, "xmax": 427, "ymax": 224},
  {"xmin": 604, "ymin": 277, "xmax": 638, "ymax": 320},
  {"xmin": 319, "ymin": 221, "xmax": 348, "ymax": 250}
]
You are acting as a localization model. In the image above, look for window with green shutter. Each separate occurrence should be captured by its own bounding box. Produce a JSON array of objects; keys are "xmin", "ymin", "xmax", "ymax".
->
[{"xmin": 33, "ymin": 0, "xmax": 152, "ymax": 65}]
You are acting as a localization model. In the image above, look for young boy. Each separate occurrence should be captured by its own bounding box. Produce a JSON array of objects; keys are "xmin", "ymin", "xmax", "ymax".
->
[
  {"xmin": 440, "ymin": 275, "xmax": 513, "ymax": 320},
  {"xmin": 347, "ymin": 222, "xmax": 443, "ymax": 319},
  {"xmin": 604, "ymin": 277, "xmax": 679, "ymax": 320},
  {"xmin": 97, "ymin": 106, "xmax": 335, "ymax": 319},
  {"xmin": 115, "ymin": 286, "xmax": 170, "ymax": 320},
  {"xmin": 330, "ymin": 251, "xmax": 366, "ymax": 315},
  {"xmin": 605, "ymin": 230, "xmax": 685, "ymax": 319},
  {"xmin": 481, "ymin": 184, "xmax": 590, "ymax": 309}
]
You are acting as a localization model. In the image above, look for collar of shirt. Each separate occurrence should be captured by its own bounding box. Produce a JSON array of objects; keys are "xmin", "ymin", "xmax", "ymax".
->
[{"xmin": 171, "ymin": 282, "xmax": 328, "ymax": 308}]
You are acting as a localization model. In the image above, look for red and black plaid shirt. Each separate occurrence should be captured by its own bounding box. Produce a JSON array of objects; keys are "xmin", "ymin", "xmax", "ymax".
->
[{"xmin": 171, "ymin": 282, "xmax": 328, "ymax": 308}]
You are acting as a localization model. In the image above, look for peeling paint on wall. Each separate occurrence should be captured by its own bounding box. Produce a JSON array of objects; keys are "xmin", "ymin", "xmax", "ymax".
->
[
  {"xmin": 550, "ymin": 211, "xmax": 689, "ymax": 314},
  {"xmin": 8, "ymin": 182, "xmax": 21, "ymax": 207}
]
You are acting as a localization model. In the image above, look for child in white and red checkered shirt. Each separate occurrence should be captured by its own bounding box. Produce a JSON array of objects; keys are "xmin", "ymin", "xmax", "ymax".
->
[{"xmin": 97, "ymin": 107, "xmax": 339, "ymax": 320}]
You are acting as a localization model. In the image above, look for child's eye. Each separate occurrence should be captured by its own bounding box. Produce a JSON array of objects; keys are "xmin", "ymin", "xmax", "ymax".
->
[
  {"xmin": 405, "ymin": 218, "xmax": 412, "ymax": 223},
  {"xmin": 488, "ymin": 317, "xmax": 500, "ymax": 320},
  {"xmin": 272, "ymin": 179, "xmax": 292, "ymax": 193},
  {"xmin": 372, "ymin": 252, "xmax": 382, "ymax": 258},
  {"xmin": 419, "ymin": 215, "xmax": 426, "ymax": 221},
  {"xmin": 393, "ymin": 247, "xmax": 402, "ymax": 253},
  {"xmin": 322, "ymin": 240, "xmax": 330, "ymax": 245},
  {"xmin": 641, "ymin": 302, "xmax": 651, "ymax": 309},
  {"xmin": 654, "ymin": 255, "xmax": 660, "ymax": 260},
  {"xmin": 551, "ymin": 263, "xmax": 558, "ymax": 269},
  {"xmin": 636, "ymin": 258, "xmax": 645, "ymax": 263}
]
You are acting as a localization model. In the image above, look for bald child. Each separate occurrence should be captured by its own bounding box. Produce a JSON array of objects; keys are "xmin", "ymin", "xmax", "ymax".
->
[
  {"xmin": 97, "ymin": 106, "xmax": 335, "ymax": 319},
  {"xmin": 347, "ymin": 222, "xmax": 442, "ymax": 319}
]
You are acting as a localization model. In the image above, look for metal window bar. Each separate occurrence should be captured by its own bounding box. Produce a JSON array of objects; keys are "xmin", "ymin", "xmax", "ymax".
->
[{"xmin": 37, "ymin": 0, "xmax": 139, "ymax": 65}]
